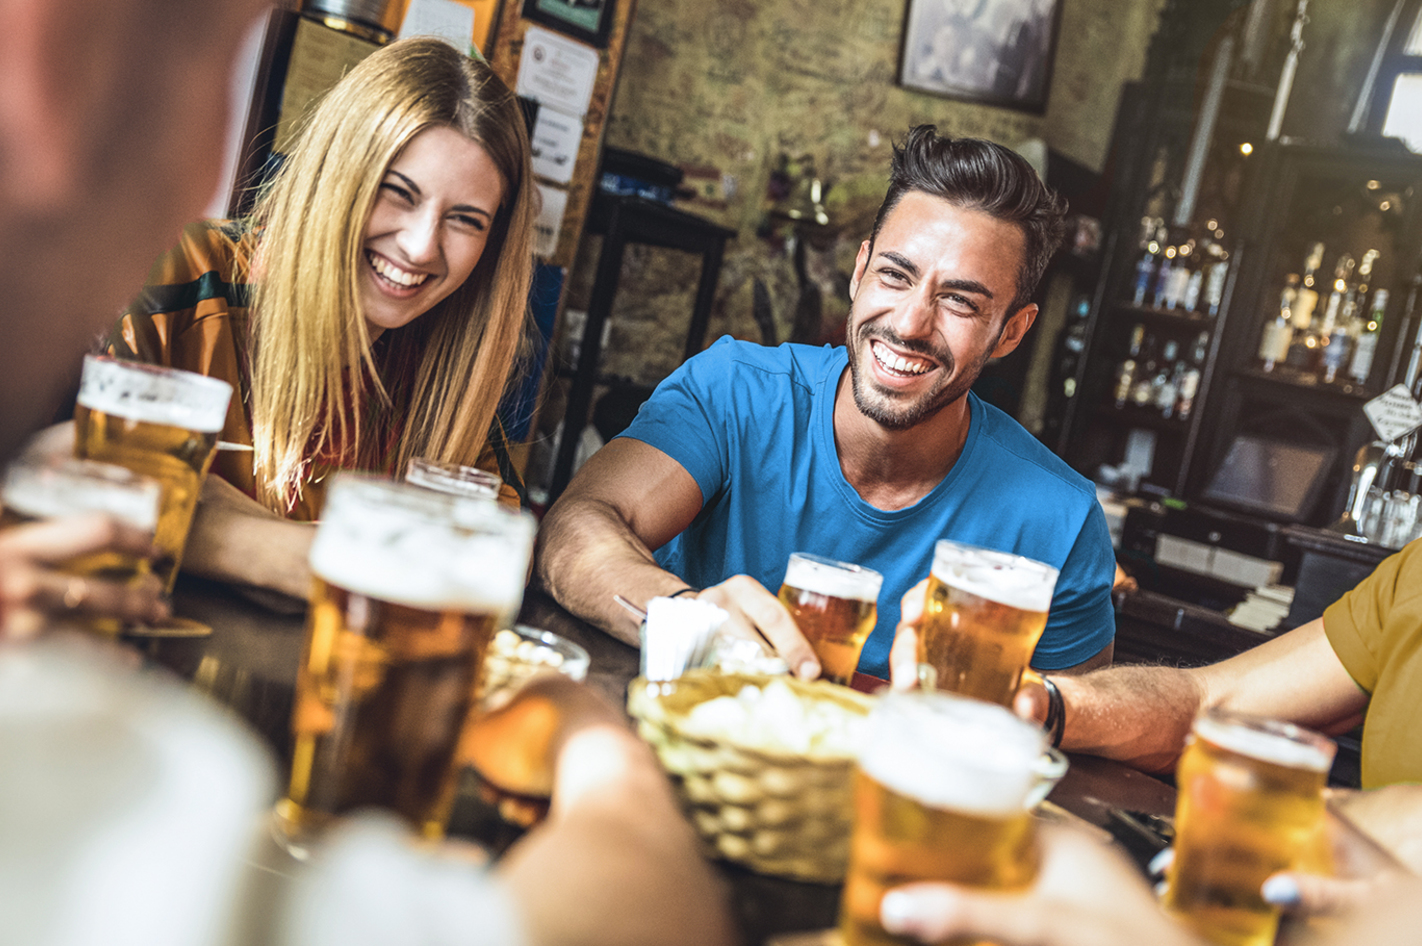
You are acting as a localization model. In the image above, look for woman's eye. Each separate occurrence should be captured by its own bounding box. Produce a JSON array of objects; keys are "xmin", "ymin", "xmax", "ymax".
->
[
  {"xmin": 381, "ymin": 182, "xmax": 413, "ymax": 202},
  {"xmin": 451, "ymin": 214, "xmax": 487, "ymax": 231}
]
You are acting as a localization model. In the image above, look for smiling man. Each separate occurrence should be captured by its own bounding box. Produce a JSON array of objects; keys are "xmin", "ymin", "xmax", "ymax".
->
[{"xmin": 536, "ymin": 126, "xmax": 1115, "ymax": 682}]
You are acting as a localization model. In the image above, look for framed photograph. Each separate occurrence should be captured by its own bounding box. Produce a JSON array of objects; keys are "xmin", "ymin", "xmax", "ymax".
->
[
  {"xmin": 521, "ymin": 0, "xmax": 615, "ymax": 48},
  {"xmin": 898, "ymin": 0, "xmax": 1063, "ymax": 113}
]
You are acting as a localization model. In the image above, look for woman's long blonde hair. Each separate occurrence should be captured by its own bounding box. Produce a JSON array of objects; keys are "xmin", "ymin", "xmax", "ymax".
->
[{"xmin": 247, "ymin": 37, "xmax": 535, "ymax": 512}]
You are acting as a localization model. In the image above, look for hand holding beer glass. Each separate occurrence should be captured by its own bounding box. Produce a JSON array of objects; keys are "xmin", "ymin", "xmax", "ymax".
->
[
  {"xmin": 918, "ymin": 540, "xmax": 1057, "ymax": 706},
  {"xmin": 0, "ymin": 457, "xmax": 164, "ymax": 637},
  {"xmin": 840, "ymin": 690, "xmax": 1052, "ymax": 946},
  {"xmin": 274, "ymin": 474, "xmax": 535, "ymax": 857},
  {"xmin": 777, "ymin": 553, "xmax": 882, "ymax": 686},
  {"xmin": 1163, "ymin": 708, "xmax": 1336, "ymax": 946},
  {"xmin": 72, "ymin": 355, "xmax": 232, "ymax": 592}
]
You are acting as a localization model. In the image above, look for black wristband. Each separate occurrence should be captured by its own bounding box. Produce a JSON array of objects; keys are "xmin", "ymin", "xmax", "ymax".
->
[
  {"xmin": 668, "ymin": 587, "xmax": 699, "ymax": 598},
  {"xmin": 1041, "ymin": 676, "xmax": 1066, "ymax": 749}
]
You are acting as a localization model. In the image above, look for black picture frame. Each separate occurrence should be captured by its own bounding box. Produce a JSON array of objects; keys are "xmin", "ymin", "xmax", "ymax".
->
[
  {"xmin": 898, "ymin": 0, "xmax": 1064, "ymax": 114},
  {"xmin": 521, "ymin": 0, "xmax": 615, "ymax": 49}
]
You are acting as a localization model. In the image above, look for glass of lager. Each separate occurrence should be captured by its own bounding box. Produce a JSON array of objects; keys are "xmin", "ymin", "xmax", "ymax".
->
[
  {"xmin": 1163, "ymin": 708, "xmax": 1336, "ymax": 946},
  {"xmin": 274, "ymin": 474, "xmax": 535, "ymax": 857},
  {"xmin": 405, "ymin": 456, "xmax": 502, "ymax": 501},
  {"xmin": 840, "ymin": 690, "xmax": 1049, "ymax": 946},
  {"xmin": 918, "ymin": 540, "xmax": 1057, "ymax": 706},
  {"xmin": 777, "ymin": 552, "xmax": 882, "ymax": 686},
  {"xmin": 72, "ymin": 356, "xmax": 232, "ymax": 592},
  {"xmin": 1, "ymin": 457, "xmax": 162, "ymax": 635}
]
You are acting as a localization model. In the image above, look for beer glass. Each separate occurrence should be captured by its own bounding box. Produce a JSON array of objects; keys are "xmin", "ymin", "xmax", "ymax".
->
[
  {"xmin": 1163, "ymin": 709, "xmax": 1336, "ymax": 946},
  {"xmin": 274, "ymin": 474, "xmax": 535, "ymax": 856},
  {"xmin": 1, "ymin": 458, "xmax": 162, "ymax": 634},
  {"xmin": 73, "ymin": 356, "xmax": 232, "ymax": 591},
  {"xmin": 777, "ymin": 552, "xmax": 882, "ymax": 685},
  {"xmin": 840, "ymin": 690, "xmax": 1049, "ymax": 946},
  {"xmin": 405, "ymin": 456, "xmax": 502, "ymax": 501},
  {"xmin": 917, "ymin": 540, "xmax": 1058, "ymax": 706}
]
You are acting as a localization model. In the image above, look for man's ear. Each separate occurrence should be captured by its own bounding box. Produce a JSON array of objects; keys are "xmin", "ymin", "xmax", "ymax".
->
[
  {"xmin": 849, "ymin": 240, "xmax": 872, "ymax": 300},
  {"xmin": 0, "ymin": 0, "xmax": 124, "ymax": 210},
  {"xmin": 992, "ymin": 303, "xmax": 1038, "ymax": 358}
]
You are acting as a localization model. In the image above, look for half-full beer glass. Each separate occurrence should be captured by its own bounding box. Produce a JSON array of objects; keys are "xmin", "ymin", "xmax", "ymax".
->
[
  {"xmin": 1164, "ymin": 708, "xmax": 1336, "ymax": 946},
  {"xmin": 405, "ymin": 456, "xmax": 502, "ymax": 501},
  {"xmin": 841, "ymin": 690, "xmax": 1049, "ymax": 946},
  {"xmin": 73, "ymin": 356, "xmax": 232, "ymax": 591},
  {"xmin": 274, "ymin": 475, "xmax": 535, "ymax": 856},
  {"xmin": 1, "ymin": 458, "xmax": 162, "ymax": 635},
  {"xmin": 777, "ymin": 552, "xmax": 882, "ymax": 685},
  {"xmin": 918, "ymin": 540, "xmax": 1057, "ymax": 706}
]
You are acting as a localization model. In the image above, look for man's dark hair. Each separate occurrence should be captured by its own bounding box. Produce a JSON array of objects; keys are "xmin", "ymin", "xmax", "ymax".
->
[{"xmin": 869, "ymin": 126, "xmax": 1067, "ymax": 314}]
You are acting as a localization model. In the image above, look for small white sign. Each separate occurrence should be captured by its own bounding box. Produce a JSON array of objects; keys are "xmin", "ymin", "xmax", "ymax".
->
[
  {"xmin": 530, "ymin": 105, "xmax": 583, "ymax": 185},
  {"xmin": 1364, "ymin": 383, "xmax": 1422, "ymax": 442},
  {"xmin": 534, "ymin": 183, "xmax": 569, "ymax": 259},
  {"xmin": 516, "ymin": 26, "xmax": 599, "ymax": 118},
  {"xmin": 398, "ymin": 0, "xmax": 475, "ymax": 51}
]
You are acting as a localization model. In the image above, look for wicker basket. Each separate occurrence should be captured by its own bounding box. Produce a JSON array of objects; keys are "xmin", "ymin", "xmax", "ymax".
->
[{"xmin": 627, "ymin": 671, "xmax": 876, "ymax": 883}]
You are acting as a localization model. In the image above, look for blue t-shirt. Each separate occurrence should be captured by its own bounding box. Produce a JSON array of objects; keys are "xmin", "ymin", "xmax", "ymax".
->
[{"xmin": 620, "ymin": 338, "xmax": 1116, "ymax": 679}]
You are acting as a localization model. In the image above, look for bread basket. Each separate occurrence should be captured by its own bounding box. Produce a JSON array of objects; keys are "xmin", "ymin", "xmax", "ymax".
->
[{"xmin": 627, "ymin": 670, "xmax": 876, "ymax": 883}]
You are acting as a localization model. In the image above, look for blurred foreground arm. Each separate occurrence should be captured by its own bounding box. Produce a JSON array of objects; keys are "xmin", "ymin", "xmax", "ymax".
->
[
  {"xmin": 535, "ymin": 439, "xmax": 820, "ymax": 678},
  {"xmin": 180, "ymin": 474, "xmax": 315, "ymax": 601}
]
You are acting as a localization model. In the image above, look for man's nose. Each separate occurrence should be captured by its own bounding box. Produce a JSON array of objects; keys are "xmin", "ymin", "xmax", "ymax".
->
[{"xmin": 887, "ymin": 285, "xmax": 936, "ymax": 339}]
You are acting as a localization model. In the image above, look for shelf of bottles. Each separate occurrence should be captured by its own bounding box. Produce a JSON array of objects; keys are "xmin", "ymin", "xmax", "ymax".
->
[
  {"xmin": 1251, "ymin": 242, "xmax": 1389, "ymax": 398},
  {"xmin": 1106, "ymin": 217, "xmax": 1229, "ymax": 426}
]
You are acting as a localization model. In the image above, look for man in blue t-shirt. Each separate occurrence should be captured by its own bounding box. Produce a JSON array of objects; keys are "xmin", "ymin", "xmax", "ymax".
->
[{"xmin": 536, "ymin": 126, "xmax": 1115, "ymax": 683}]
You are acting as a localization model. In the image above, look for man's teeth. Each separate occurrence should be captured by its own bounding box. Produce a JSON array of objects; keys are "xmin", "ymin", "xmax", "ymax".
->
[
  {"xmin": 872, "ymin": 341, "xmax": 931, "ymax": 375},
  {"xmin": 369, "ymin": 253, "xmax": 429, "ymax": 288}
]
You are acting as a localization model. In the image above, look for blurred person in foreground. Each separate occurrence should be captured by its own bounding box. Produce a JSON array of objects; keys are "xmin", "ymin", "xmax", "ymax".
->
[
  {"xmin": 0, "ymin": 2, "xmax": 734, "ymax": 944},
  {"xmin": 537, "ymin": 126, "xmax": 1116, "ymax": 684}
]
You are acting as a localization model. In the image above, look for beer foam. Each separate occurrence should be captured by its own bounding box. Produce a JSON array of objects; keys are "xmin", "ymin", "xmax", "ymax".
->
[
  {"xmin": 77, "ymin": 356, "xmax": 232, "ymax": 433},
  {"xmin": 931, "ymin": 541, "xmax": 1057, "ymax": 613},
  {"xmin": 859, "ymin": 692, "xmax": 1045, "ymax": 817},
  {"xmin": 1195, "ymin": 713, "xmax": 1335, "ymax": 773},
  {"xmin": 783, "ymin": 554, "xmax": 883, "ymax": 602},
  {"xmin": 309, "ymin": 477, "xmax": 534, "ymax": 613},
  {"xmin": 2, "ymin": 460, "xmax": 160, "ymax": 531}
]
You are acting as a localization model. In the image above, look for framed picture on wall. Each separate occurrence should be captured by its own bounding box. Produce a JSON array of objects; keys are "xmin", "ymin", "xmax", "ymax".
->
[
  {"xmin": 521, "ymin": 0, "xmax": 615, "ymax": 48},
  {"xmin": 898, "ymin": 0, "xmax": 1063, "ymax": 113}
]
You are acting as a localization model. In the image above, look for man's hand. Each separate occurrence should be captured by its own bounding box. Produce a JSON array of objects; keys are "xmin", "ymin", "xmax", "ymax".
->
[
  {"xmin": 0, "ymin": 514, "xmax": 168, "ymax": 640},
  {"xmin": 879, "ymin": 825, "xmax": 1202, "ymax": 946},
  {"xmin": 698, "ymin": 574, "xmax": 820, "ymax": 680},
  {"xmin": 887, "ymin": 578, "xmax": 927, "ymax": 690}
]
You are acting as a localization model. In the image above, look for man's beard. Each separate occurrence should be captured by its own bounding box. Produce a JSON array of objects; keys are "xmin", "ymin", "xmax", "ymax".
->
[{"xmin": 846, "ymin": 321, "xmax": 994, "ymax": 430}]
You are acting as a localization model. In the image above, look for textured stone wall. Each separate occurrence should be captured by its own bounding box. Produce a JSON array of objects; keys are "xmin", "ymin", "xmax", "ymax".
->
[{"xmin": 553, "ymin": 0, "xmax": 1168, "ymax": 403}]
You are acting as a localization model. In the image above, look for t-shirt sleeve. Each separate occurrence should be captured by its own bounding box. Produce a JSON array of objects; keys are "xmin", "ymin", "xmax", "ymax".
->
[
  {"xmin": 281, "ymin": 815, "xmax": 526, "ymax": 946},
  {"xmin": 615, "ymin": 340, "xmax": 734, "ymax": 506},
  {"xmin": 1030, "ymin": 498, "xmax": 1116, "ymax": 670},
  {"xmin": 1321, "ymin": 542, "xmax": 1422, "ymax": 694}
]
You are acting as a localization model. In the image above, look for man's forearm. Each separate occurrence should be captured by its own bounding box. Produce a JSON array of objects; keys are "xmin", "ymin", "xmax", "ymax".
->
[
  {"xmin": 534, "ymin": 497, "xmax": 692, "ymax": 646},
  {"xmin": 1055, "ymin": 665, "xmax": 1205, "ymax": 774}
]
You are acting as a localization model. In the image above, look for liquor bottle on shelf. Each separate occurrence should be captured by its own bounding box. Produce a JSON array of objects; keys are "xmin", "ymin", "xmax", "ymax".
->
[
  {"xmin": 1318, "ymin": 254, "xmax": 1357, "ymax": 384},
  {"xmin": 1349, "ymin": 288, "xmax": 1388, "ymax": 385},
  {"xmin": 1130, "ymin": 219, "xmax": 1163, "ymax": 306},
  {"xmin": 1175, "ymin": 331, "xmax": 1208, "ymax": 420},
  {"xmin": 1258, "ymin": 274, "xmax": 1298, "ymax": 372},
  {"xmin": 1293, "ymin": 242, "xmax": 1325, "ymax": 330},
  {"xmin": 1154, "ymin": 338, "xmax": 1181, "ymax": 416},
  {"xmin": 1202, "ymin": 240, "xmax": 1230, "ymax": 317},
  {"xmin": 1321, "ymin": 296, "xmax": 1357, "ymax": 384},
  {"xmin": 1113, "ymin": 323, "xmax": 1145, "ymax": 408},
  {"xmin": 1164, "ymin": 244, "xmax": 1193, "ymax": 310},
  {"xmin": 1130, "ymin": 332, "xmax": 1159, "ymax": 406},
  {"xmin": 1151, "ymin": 246, "xmax": 1176, "ymax": 310}
]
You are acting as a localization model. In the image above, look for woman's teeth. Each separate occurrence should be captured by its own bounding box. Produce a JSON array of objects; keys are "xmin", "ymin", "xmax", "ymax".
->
[{"xmin": 369, "ymin": 253, "xmax": 429, "ymax": 288}]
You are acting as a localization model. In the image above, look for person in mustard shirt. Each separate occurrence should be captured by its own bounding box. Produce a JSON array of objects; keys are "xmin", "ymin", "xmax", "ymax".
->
[{"xmin": 84, "ymin": 37, "xmax": 538, "ymax": 599}]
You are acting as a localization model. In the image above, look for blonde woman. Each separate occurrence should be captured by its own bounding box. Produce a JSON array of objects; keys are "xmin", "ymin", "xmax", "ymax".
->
[{"xmin": 100, "ymin": 37, "xmax": 537, "ymax": 598}]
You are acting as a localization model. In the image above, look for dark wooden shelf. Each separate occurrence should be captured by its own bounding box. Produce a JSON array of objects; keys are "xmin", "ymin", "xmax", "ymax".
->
[
  {"xmin": 1109, "ymin": 301, "xmax": 1219, "ymax": 331},
  {"xmin": 1099, "ymin": 399, "xmax": 1193, "ymax": 432},
  {"xmin": 1231, "ymin": 366, "xmax": 1372, "ymax": 401}
]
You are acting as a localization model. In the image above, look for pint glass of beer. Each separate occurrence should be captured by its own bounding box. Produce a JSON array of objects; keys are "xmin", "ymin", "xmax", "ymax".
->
[
  {"xmin": 73, "ymin": 356, "xmax": 232, "ymax": 591},
  {"xmin": 1163, "ymin": 709, "xmax": 1336, "ymax": 946},
  {"xmin": 1, "ymin": 458, "xmax": 162, "ymax": 634},
  {"xmin": 777, "ymin": 553, "xmax": 882, "ymax": 685},
  {"xmin": 405, "ymin": 456, "xmax": 502, "ymax": 501},
  {"xmin": 918, "ymin": 540, "xmax": 1057, "ymax": 706},
  {"xmin": 840, "ymin": 690, "xmax": 1048, "ymax": 946},
  {"xmin": 275, "ymin": 474, "xmax": 535, "ymax": 855}
]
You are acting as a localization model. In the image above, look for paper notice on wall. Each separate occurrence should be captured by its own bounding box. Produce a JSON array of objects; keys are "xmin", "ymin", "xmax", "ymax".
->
[
  {"xmin": 534, "ymin": 183, "xmax": 569, "ymax": 259},
  {"xmin": 516, "ymin": 26, "xmax": 599, "ymax": 117},
  {"xmin": 531, "ymin": 106, "xmax": 583, "ymax": 185},
  {"xmin": 399, "ymin": 0, "xmax": 476, "ymax": 51},
  {"xmin": 1364, "ymin": 383, "xmax": 1422, "ymax": 442}
]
